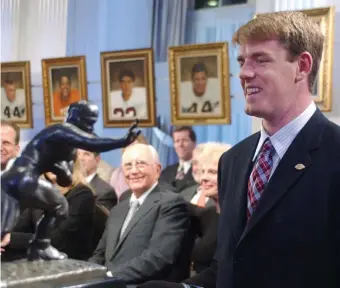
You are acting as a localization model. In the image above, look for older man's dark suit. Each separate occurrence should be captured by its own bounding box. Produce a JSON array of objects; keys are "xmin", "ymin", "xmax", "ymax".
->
[
  {"xmin": 89, "ymin": 184, "xmax": 192, "ymax": 285},
  {"xmin": 210, "ymin": 109, "xmax": 340, "ymax": 288}
]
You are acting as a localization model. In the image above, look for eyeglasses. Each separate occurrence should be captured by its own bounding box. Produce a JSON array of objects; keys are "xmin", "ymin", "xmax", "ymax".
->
[{"xmin": 123, "ymin": 160, "xmax": 151, "ymax": 171}]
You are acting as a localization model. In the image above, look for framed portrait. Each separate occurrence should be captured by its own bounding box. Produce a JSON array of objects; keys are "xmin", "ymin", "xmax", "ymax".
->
[
  {"xmin": 42, "ymin": 56, "xmax": 88, "ymax": 125},
  {"xmin": 1, "ymin": 61, "xmax": 33, "ymax": 128},
  {"xmin": 302, "ymin": 7, "xmax": 334, "ymax": 111},
  {"xmin": 168, "ymin": 42, "xmax": 231, "ymax": 125},
  {"xmin": 100, "ymin": 48, "xmax": 156, "ymax": 128},
  {"xmin": 255, "ymin": 7, "xmax": 335, "ymax": 111}
]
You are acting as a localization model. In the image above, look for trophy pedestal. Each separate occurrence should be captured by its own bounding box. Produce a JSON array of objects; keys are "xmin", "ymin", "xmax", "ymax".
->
[{"xmin": 0, "ymin": 259, "xmax": 126, "ymax": 288}]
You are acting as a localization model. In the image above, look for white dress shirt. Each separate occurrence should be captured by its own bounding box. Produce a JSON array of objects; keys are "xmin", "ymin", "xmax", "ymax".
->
[
  {"xmin": 86, "ymin": 173, "xmax": 96, "ymax": 183},
  {"xmin": 178, "ymin": 160, "xmax": 192, "ymax": 175},
  {"xmin": 253, "ymin": 101, "xmax": 316, "ymax": 178},
  {"xmin": 129, "ymin": 181, "xmax": 158, "ymax": 206}
]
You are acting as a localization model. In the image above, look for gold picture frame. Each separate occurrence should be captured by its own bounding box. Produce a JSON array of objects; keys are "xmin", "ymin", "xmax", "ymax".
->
[
  {"xmin": 168, "ymin": 42, "xmax": 231, "ymax": 125},
  {"xmin": 302, "ymin": 7, "xmax": 334, "ymax": 111},
  {"xmin": 42, "ymin": 56, "xmax": 88, "ymax": 126},
  {"xmin": 1, "ymin": 61, "xmax": 33, "ymax": 128},
  {"xmin": 100, "ymin": 48, "xmax": 156, "ymax": 128},
  {"xmin": 255, "ymin": 7, "xmax": 335, "ymax": 111}
]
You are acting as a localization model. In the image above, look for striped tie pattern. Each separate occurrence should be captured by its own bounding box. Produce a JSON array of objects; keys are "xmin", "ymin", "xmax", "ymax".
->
[{"xmin": 247, "ymin": 138, "xmax": 275, "ymax": 219}]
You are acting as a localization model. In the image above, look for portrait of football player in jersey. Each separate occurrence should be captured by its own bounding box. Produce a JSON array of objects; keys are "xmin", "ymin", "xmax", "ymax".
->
[
  {"xmin": 109, "ymin": 67, "xmax": 147, "ymax": 119},
  {"xmin": 169, "ymin": 42, "xmax": 231, "ymax": 125},
  {"xmin": 50, "ymin": 68, "xmax": 81, "ymax": 118},
  {"xmin": 42, "ymin": 56, "xmax": 88, "ymax": 125},
  {"xmin": 1, "ymin": 61, "xmax": 33, "ymax": 128},
  {"xmin": 101, "ymin": 48, "xmax": 156, "ymax": 128},
  {"xmin": 180, "ymin": 58, "xmax": 221, "ymax": 116}
]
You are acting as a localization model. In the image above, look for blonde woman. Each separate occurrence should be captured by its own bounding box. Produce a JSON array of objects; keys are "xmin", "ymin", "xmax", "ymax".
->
[
  {"xmin": 198, "ymin": 143, "xmax": 232, "ymax": 212},
  {"xmin": 181, "ymin": 144, "xmax": 214, "ymax": 207},
  {"xmin": 3, "ymin": 158, "xmax": 95, "ymax": 261},
  {"xmin": 188, "ymin": 142, "xmax": 232, "ymax": 273}
]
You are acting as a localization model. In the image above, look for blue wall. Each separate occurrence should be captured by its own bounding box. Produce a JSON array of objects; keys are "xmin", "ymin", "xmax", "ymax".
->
[{"xmin": 64, "ymin": 1, "xmax": 255, "ymax": 167}]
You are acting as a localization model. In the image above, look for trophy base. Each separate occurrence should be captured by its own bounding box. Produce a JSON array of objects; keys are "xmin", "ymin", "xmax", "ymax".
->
[{"xmin": 0, "ymin": 259, "xmax": 126, "ymax": 288}]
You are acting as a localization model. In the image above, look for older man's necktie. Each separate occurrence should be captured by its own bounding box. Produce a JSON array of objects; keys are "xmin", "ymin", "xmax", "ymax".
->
[
  {"xmin": 120, "ymin": 199, "xmax": 140, "ymax": 239},
  {"xmin": 247, "ymin": 138, "xmax": 275, "ymax": 219}
]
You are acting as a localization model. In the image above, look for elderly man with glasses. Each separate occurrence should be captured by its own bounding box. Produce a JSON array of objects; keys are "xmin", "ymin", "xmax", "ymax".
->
[{"xmin": 89, "ymin": 143, "xmax": 191, "ymax": 285}]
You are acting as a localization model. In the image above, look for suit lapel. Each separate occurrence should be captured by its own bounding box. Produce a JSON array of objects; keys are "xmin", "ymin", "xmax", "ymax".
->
[
  {"xmin": 239, "ymin": 109, "xmax": 327, "ymax": 244},
  {"xmin": 89, "ymin": 174, "xmax": 99, "ymax": 190},
  {"xmin": 107, "ymin": 200, "xmax": 130, "ymax": 260},
  {"xmin": 230, "ymin": 133, "xmax": 260, "ymax": 241},
  {"xmin": 111, "ymin": 185, "xmax": 161, "ymax": 258},
  {"xmin": 171, "ymin": 163, "xmax": 179, "ymax": 179},
  {"xmin": 183, "ymin": 167, "xmax": 193, "ymax": 180}
]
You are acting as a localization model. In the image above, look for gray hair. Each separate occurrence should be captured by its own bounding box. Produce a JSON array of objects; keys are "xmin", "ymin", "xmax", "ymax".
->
[{"xmin": 122, "ymin": 143, "xmax": 160, "ymax": 164}]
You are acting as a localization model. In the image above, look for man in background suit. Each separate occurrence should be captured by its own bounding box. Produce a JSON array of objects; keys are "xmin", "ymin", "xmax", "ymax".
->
[
  {"xmin": 160, "ymin": 126, "xmax": 196, "ymax": 193},
  {"xmin": 78, "ymin": 149, "xmax": 117, "ymax": 210},
  {"xmin": 1, "ymin": 120, "xmax": 20, "ymax": 174},
  {"xmin": 138, "ymin": 11, "xmax": 340, "ymax": 288},
  {"xmin": 89, "ymin": 144, "xmax": 191, "ymax": 285}
]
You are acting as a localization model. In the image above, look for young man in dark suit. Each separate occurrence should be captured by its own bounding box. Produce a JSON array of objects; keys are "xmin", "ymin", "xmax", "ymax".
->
[
  {"xmin": 77, "ymin": 149, "xmax": 117, "ymax": 210},
  {"xmin": 160, "ymin": 126, "xmax": 197, "ymax": 193},
  {"xmin": 139, "ymin": 11, "xmax": 340, "ymax": 288}
]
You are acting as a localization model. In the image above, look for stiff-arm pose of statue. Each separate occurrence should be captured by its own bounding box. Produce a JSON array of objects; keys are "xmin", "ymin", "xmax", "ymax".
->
[{"xmin": 1, "ymin": 101, "xmax": 140, "ymax": 260}]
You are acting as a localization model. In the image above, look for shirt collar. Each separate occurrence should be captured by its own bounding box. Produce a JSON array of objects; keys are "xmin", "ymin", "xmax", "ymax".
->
[
  {"xmin": 178, "ymin": 160, "xmax": 192, "ymax": 173},
  {"xmin": 253, "ymin": 101, "xmax": 316, "ymax": 161},
  {"xmin": 86, "ymin": 173, "xmax": 96, "ymax": 183},
  {"xmin": 130, "ymin": 181, "xmax": 158, "ymax": 206}
]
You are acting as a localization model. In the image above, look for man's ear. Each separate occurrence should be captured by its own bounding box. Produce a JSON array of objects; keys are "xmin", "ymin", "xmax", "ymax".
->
[
  {"xmin": 295, "ymin": 51, "xmax": 313, "ymax": 83},
  {"xmin": 95, "ymin": 154, "xmax": 101, "ymax": 164},
  {"xmin": 15, "ymin": 144, "xmax": 20, "ymax": 156},
  {"xmin": 156, "ymin": 163, "xmax": 162, "ymax": 174}
]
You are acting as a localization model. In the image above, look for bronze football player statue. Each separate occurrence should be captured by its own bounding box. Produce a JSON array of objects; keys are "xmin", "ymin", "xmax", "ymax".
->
[{"xmin": 1, "ymin": 100, "xmax": 140, "ymax": 261}]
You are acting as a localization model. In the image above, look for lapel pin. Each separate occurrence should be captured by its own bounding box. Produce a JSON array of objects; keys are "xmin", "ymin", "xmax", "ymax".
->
[{"xmin": 295, "ymin": 163, "xmax": 305, "ymax": 170}]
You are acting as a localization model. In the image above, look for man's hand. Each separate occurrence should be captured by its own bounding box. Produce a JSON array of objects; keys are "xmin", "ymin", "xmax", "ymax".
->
[
  {"xmin": 125, "ymin": 119, "xmax": 141, "ymax": 146},
  {"xmin": 1, "ymin": 233, "xmax": 11, "ymax": 253}
]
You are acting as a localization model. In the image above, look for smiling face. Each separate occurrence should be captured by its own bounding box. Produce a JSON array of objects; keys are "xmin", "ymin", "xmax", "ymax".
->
[
  {"xmin": 122, "ymin": 144, "xmax": 161, "ymax": 197},
  {"xmin": 60, "ymin": 76, "xmax": 71, "ymax": 99},
  {"xmin": 120, "ymin": 76, "xmax": 134, "ymax": 98},
  {"xmin": 1, "ymin": 125, "xmax": 19, "ymax": 169},
  {"xmin": 173, "ymin": 130, "xmax": 196, "ymax": 161},
  {"xmin": 4, "ymin": 83, "xmax": 16, "ymax": 102},
  {"xmin": 237, "ymin": 39, "xmax": 298, "ymax": 121},
  {"xmin": 192, "ymin": 71, "xmax": 207, "ymax": 96},
  {"xmin": 199, "ymin": 160, "xmax": 218, "ymax": 200}
]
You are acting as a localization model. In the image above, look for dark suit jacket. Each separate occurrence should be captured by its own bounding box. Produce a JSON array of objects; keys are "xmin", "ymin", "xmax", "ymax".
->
[
  {"xmin": 90, "ymin": 174, "xmax": 117, "ymax": 210},
  {"xmin": 89, "ymin": 184, "xmax": 192, "ymax": 285},
  {"xmin": 7, "ymin": 184, "xmax": 95, "ymax": 260},
  {"xmin": 160, "ymin": 163, "xmax": 196, "ymax": 193},
  {"xmin": 187, "ymin": 204, "xmax": 218, "ymax": 273},
  {"xmin": 205, "ymin": 109, "xmax": 340, "ymax": 288}
]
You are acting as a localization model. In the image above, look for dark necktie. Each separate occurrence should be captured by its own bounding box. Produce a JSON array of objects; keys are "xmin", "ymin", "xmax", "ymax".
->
[{"xmin": 176, "ymin": 165, "xmax": 185, "ymax": 180}]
